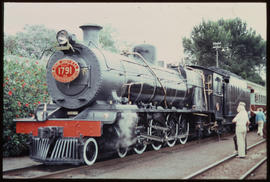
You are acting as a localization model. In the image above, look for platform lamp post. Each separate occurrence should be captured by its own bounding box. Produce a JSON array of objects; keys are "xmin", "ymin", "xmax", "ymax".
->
[{"xmin": 213, "ymin": 42, "xmax": 221, "ymax": 68}]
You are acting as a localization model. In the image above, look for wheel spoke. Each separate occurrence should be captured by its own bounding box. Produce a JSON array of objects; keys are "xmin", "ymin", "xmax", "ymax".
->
[
  {"xmin": 117, "ymin": 146, "xmax": 128, "ymax": 158},
  {"xmin": 83, "ymin": 138, "xmax": 98, "ymax": 165},
  {"xmin": 150, "ymin": 119, "xmax": 163, "ymax": 150},
  {"xmin": 178, "ymin": 115, "xmax": 189, "ymax": 144},
  {"xmin": 166, "ymin": 114, "xmax": 178, "ymax": 147},
  {"xmin": 133, "ymin": 119, "xmax": 147, "ymax": 154},
  {"xmin": 133, "ymin": 142, "xmax": 147, "ymax": 154}
]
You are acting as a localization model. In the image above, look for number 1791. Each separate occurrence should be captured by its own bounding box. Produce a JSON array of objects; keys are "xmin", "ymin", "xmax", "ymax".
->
[{"xmin": 58, "ymin": 66, "xmax": 73, "ymax": 75}]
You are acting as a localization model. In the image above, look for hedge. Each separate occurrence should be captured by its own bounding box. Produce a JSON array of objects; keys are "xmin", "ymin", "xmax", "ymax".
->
[{"xmin": 3, "ymin": 55, "xmax": 49, "ymax": 157}]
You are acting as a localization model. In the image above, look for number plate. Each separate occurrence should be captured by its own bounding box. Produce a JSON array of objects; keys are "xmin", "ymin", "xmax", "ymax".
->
[{"xmin": 52, "ymin": 59, "xmax": 80, "ymax": 83}]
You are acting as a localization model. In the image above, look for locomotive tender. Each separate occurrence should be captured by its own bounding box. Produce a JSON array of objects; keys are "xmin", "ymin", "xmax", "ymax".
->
[{"xmin": 15, "ymin": 24, "xmax": 251, "ymax": 165}]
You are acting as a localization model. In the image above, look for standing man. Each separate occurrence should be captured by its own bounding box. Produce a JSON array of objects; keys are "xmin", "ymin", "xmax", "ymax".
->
[
  {"xmin": 251, "ymin": 108, "xmax": 266, "ymax": 136},
  {"xmin": 232, "ymin": 102, "xmax": 249, "ymax": 158}
]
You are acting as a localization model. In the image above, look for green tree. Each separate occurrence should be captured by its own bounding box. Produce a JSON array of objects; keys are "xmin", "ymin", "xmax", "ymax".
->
[
  {"xmin": 183, "ymin": 18, "xmax": 266, "ymax": 85},
  {"xmin": 5, "ymin": 24, "xmax": 130, "ymax": 59},
  {"xmin": 12, "ymin": 24, "xmax": 57, "ymax": 59},
  {"xmin": 99, "ymin": 24, "xmax": 135, "ymax": 53},
  {"xmin": 99, "ymin": 24, "xmax": 119, "ymax": 53},
  {"xmin": 4, "ymin": 34, "xmax": 18, "ymax": 55}
]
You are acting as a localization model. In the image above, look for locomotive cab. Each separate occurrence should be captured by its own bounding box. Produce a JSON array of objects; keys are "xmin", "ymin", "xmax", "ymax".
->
[{"xmin": 189, "ymin": 65, "xmax": 250, "ymax": 125}]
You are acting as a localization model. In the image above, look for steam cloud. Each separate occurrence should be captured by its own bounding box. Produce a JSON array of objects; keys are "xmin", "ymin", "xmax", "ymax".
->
[{"xmin": 117, "ymin": 112, "xmax": 138, "ymax": 148}]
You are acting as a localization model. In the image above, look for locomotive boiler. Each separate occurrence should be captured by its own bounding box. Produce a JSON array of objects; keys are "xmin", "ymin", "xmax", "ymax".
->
[
  {"xmin": 47, "ymin": 25, "xmax": 188, "ymax": 110},
  {"xmin": 15, "ymin": 24, "xmax": 251, "ymax": 165}
]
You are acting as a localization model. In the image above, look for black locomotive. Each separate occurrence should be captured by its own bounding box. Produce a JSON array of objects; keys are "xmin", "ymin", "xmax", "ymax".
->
[{"xmin": 15, "ymin": 24, "xmax": 250, "ymax": 165}]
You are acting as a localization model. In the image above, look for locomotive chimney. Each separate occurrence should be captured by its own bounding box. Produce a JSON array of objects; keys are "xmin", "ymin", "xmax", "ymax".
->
[{"xmin": 79, "ymin": 23, "xmax": 103, "ymax": 47}]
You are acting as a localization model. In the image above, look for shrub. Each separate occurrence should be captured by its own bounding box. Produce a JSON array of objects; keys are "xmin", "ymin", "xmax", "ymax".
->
[{"xmin": 3, "ymin": 55, "xmax": 49, "ymax": 157}]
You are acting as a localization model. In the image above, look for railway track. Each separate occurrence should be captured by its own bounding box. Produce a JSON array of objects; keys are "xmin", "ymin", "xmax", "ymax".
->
[
  {"xmin": 3, "ymin": 132, "xmax": 264, "ymax": 179},
  {"xmin": 2, "ymin": 164, "xmax": 80, "ymax": 179},
  {"xmin": 183, "ymin": 139, "xmax": 266, "ymax": 179},
  {"xmin": 2, "ymin": 132, "xmax": 226, "ymax": 179},
  {"xmin": 240, "ymin": 156, "xmax": 267, "ymax": 179}
]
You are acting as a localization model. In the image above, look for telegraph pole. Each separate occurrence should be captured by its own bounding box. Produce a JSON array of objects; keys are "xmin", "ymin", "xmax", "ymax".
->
[{"xmin": 213, "ymin": 42, "xmax": 221, "ymax": 67}]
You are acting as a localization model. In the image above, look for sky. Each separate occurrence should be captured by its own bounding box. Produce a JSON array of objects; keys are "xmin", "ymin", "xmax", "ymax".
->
[{"xmin": 4, "ymin": 2, "xmax": 267, "ymax": 64}]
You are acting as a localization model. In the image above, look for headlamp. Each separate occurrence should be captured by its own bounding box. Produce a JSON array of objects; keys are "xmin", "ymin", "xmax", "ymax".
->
[{"xmin": 56, "ymin": 30, "xmax": 69, "ymax": 45}]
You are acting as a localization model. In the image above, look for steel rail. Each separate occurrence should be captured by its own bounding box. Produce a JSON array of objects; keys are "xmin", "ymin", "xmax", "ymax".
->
[
  {"xmin": 38, "ymin": 135, "xmax": 224, "ymax": 178},
  {"xmin": 32, "ymin": 166, "xmax": 86, "ymax": 179},
  {"xmin": 183, "ymin": 139, "xmax": 266, "ymax": 179},
  {"xmin": 3, "ymin": 164, "xmax": 43, "ymax": 176},
  {"xmin": 239, "ymin": 156, "xmax": 267, "ymax": 180},
  {"xmin": 41, "ymin": 136, "xmax": 265, "ymax": 179},
  {"xmin": 34, "ymin": 133, "xmax": 234, "ymax": 178},
  {"xmin": 3, "ymin": 164, "xmax": 78, "ymax": 179},
  {"xmin": 3, "ymin": 132, "xmax": 227, "ymax": 179},
  {"xmin": 3, "ymin": 133, "xmax": 258, "ymax": 179}
]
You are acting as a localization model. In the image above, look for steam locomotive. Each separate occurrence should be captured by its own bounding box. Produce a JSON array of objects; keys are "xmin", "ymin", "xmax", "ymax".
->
[{"xmin": 15, "ymin": 24, "xmax": 251, "ymax": 165}]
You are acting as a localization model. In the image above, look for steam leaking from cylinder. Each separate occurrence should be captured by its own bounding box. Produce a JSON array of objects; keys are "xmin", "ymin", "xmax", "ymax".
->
[{"xmin": 117, "ymin": 112, "xmax": 138, "ymax": 148}]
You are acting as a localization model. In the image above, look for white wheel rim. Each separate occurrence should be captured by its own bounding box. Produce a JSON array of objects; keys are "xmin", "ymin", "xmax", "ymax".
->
[
  {"xmin": 166, "ymin": 114, "xmax": 178, "ymax": 147},
  {"xmin": 150, "ymin": 119, "xmax": 162, "ymax": 150},
  {"xmin": 151, "ymin": 143, "xmax": 162, "ymax": 150},
  {"xmin": 133, "ymin": 118, "xmax": 147, "ymax": 154},
  {"xmin": 167, "ymin": 140, "xmax": 176, "ymax": 147},
  {"xmin": 113, "ymin": 127, "xmax": 128, "ymax": 158},
  {"xmin": 83, "ymin": 138, "xmax": 98, "ymax": 166},
  {"xmin": 179, "ymin": 122, "xmax": 189, "ymax": 144},
  {"xmin": 117, "ymin": 147, "xmax": 128, "ymax": 158},
  {"xmin": 134, "ymin": 143, "xmax": 147, "ymax": 154},
  {"xmin": 167, "ymin": 124, "xmax": 178, "ymax": 147}
]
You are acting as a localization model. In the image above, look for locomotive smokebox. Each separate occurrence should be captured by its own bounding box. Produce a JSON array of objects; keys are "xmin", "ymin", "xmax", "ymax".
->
[
  {"xmin": 79, "ymin": 23, "xmax": 103, "ymax": 47},
  {"xmin": 133, "ymin": 44, "xmax": 157, "ymax": 65}
]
